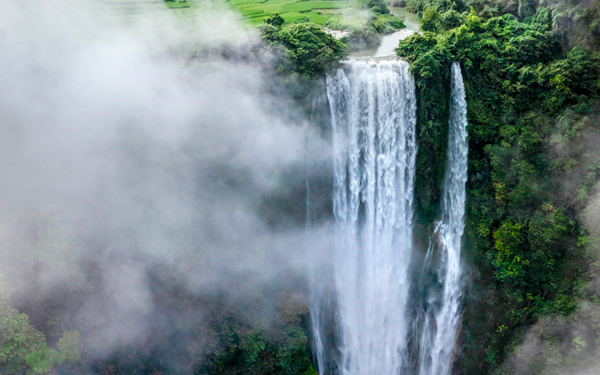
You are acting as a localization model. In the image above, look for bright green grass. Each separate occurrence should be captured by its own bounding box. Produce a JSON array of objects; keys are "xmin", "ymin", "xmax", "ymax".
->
[{"xmin": 225, "ymin": 0, "xmax": 354, "ymax": 25}]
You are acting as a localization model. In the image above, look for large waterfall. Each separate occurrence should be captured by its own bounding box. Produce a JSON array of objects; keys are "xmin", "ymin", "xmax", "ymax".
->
[
  {"xmin": 417, "ymin": 62, "xmax": 468, "ymax": 375},
  {"xmin": 325, "ymin": 59, "xmax": 417, "ymax": 375},
  {"xmin": 314, "ymin": 59, "xmax": 467, "ymax": 375}
]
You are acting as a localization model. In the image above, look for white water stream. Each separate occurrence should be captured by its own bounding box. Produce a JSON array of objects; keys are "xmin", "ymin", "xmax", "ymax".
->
[
  {"xmin": 326, "ymin": 59, "xmax": 417, "ymax": 375},
  {"xmin": 417, "ymin": 62, "xmax": 468, "ymax": 375}
]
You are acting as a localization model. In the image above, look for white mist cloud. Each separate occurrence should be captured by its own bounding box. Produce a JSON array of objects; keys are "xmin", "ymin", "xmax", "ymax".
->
[{"xmin": 0, "ymin": 0, "xmax": 334, "ymax": 366}]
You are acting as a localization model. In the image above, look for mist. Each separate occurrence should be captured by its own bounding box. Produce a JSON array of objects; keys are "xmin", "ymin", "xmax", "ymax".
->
[{"xmin": 0, "ymin": 1, "xmax": 334, "ymax": 372}]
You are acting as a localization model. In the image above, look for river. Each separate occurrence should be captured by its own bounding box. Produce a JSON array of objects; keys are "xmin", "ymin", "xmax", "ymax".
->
[{"xmin": 350, "ymin": 7, "xmax": 420, "ymax": 58}]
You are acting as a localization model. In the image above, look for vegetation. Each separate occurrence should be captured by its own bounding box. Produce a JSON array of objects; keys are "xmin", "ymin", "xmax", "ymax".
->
[
  {"xmin": 197, "ymin": 292, "xmax": 314, "ymax": 375},
  {"xmin": 0, "ymin": 218, "xmax": 316, "ymax": 375},
  {"xmin": 355, "ymin": 0, "xmax": 390, "ymax": 14},
  {"xmin": 0, "ymin": 279, "xmax": 81, "ymax": 374},
  {"xmin": 343, "ymin": 12, "xmax": 406, "ymax": 51},
  {"xmin": 397, "ymin": 1, "xmax": 600, "ymax": 372},
  {"xmin": 227, "ymin": 0, "xmax": 405, "ymax": 53},
  {"xmin": 225, "ymin": 0, "xmax": 353, "ymax": 25},
  {"xmin": 259, "ymin": 14, "xmax": 348, "ymax": 80}
]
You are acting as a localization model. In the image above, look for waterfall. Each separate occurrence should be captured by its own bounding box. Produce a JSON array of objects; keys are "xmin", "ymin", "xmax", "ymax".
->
[
  {"xmin": 315, "ymin": 59, "xmax": 467, "ymax": 375},
  {"xmin": 418, "ymin": 62, "xmax": 468, "ymax": 375},
  {"xmin": 325, "ymin": 59, "xmax": 417, "ymax": 375}
]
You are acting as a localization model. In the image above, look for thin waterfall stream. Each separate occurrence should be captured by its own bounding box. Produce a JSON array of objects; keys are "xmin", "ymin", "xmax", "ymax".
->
[{"xmin": 417, "ymin": 62, "xmax": 468, "ymax": 375}]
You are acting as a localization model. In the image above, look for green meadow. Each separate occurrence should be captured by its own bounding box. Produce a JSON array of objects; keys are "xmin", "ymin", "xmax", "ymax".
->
[
  {"xmin": 158, "ymin": 0, "xmax": 366, "ymax": 28},
  {"xmin": 224, "ymin": 0, "xmax": 354, "ymax": 25}
]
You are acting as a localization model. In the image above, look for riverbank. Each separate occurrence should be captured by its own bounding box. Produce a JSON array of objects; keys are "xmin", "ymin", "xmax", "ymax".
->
[{"xmin": 350, "ymin": 7, "xmax": 419, "ymax": 58}]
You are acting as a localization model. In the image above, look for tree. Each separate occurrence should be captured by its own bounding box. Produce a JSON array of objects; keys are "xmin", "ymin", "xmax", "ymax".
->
[
  {"xmin": 0, "ymin": 279, "xmax": 81, "ymax": 374},
  {"xmin": 421, "ymin": 8, "xmax": 441, "ymax": 32},
  {"xmin": 271, "ymin": 23, "xmax": 347, "ymax": 79},
  {"xmin": 265, "ymin": 13, "xmax": 284, "ymax": 28},
  {"xmin": 0, "ymin": 280, "xmax": 46, "ymax": 374},
  {"xmin": 355, "ymin": 0, "xmax": 390, "ymax": 14}
]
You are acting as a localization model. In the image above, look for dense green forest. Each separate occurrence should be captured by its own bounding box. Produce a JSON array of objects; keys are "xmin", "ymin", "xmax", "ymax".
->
[
  {"xmin": 395, "ymin": 0, "xmax": 600, "ymax": 373},
  {"xmin": 2, "ymin": 0, "xmax": 600, "ymax": 374}
]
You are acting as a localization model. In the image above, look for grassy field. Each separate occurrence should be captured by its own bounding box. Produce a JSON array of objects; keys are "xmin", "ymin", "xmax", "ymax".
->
[
  {"xmin": 159, "ymin": 0, "xmax": 367, "ymax": 29},
  {"xmin": 224, "ymin": 0, "xmax": 354, "ymax": 25},
  {"xmin": 49, "ymin": 0, "xmax": 367, "ymax": 32}
]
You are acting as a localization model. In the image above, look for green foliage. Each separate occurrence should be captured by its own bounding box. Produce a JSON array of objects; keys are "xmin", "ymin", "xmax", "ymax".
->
[
  {"xmin": 421, "ymin": 8, "xmax": 441, "ymax": 32},
  {"xmin": 25, "ymin": 343, "xmax": 60, "ymax": 374},
  {"xmin": 195, "ymin": 290, "xmax": 313, "ymax": 375},
  {"xmin": 397, "ymin": 5, "xmax": 600, "ymax": 372},
  {"xmin": 408, "ymin": 0, "xmax": 600, "ymax": 49},
  {"xmin": 0, "ymin": 281, "xmax": 46, "ymax": 375},
  {"xmin": 491, "ymin": 302, "xmax": 600, "ymax": 375},
  {"xmin": 260, "ymin": 22, "xmax": 347, "ymax": 79},
  {"xmin": 492, "ymin": 221, "xmax": 528, "ymax": 283},
  {"xmin": 277, "ymin": 292, "xmax": 309, "ymax": 325},
  {"xmin": 278, "ymin": 23, "xmax": 347, "ymax": 78},
  {"xmin": 238, "ymin": 329, "xmax": 268, "ymax": 364},
  {"xmin": 405, "ymin": 0, "xmax": 468, "ymax": 17},
  {"xmin": 344, "ymin": 26, "xmax": 382, "ymax": 51},
  {"xmin": 517, "ymin": 0, "xmax": 535, "ymax": 20},
  {"xmin": 0, "ymin": 278, "xmax": 81, "ymax": 374},
  {"xmin": 227, "ymin": 0, "xmax": 353, "ymax": 26},
  {"xmin": 372, "ymin": 14, "xmax": 406, "ymax": 33},
  {"xmin": 57, "ymin": 330, "xmax": 81, "ymax": 363},
  {"xmin": 577, "ymin": 162, "xmax": 600, "ymax": 202},
  {"xmin": 355, "ymin": 0, "xmax": 390, "ymax": 14},
  {"xmin": 265, "ymin": 13, "xmax": 285, "ymax": 28},
  {"xmin": 274, "ymin": 325, "xmax": 311, "ymax": 374},
  {"xmin": 0, "ymin": 313, "xmax": 46, "ymax": 374},
  {"xmin": 440, "ymin": 9, "xmax": 465, "ymax": 31},
  {"xmin": 302, "ymin": 364, "xmax": 318, "ymax": 375},
  {"xmin": 581, "ymin": 2, "xmax": 600, "ymax": 49}
]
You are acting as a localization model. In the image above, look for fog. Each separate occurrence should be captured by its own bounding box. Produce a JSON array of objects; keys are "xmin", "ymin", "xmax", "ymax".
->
[{"xmin": 0, "ymin": 0, "xmax": 333, "ymax": 371}]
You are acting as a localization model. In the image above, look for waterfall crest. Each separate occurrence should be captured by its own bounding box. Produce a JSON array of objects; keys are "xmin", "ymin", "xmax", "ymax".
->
[
  {"xmin": 325, "ymin": 59, "xmax": 417, "ymax": 375},
  {"xmin": 418, "ymin": 61, "xmax": 468, "ymax": 375}
]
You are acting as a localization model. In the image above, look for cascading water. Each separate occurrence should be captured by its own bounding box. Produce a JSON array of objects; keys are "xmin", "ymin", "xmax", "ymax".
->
[
  {"xmin": 417, "ymin": 61, "xmax": 468, "ymax": 375},
  {"xmin": 314, "ymin": 59, "xmax": 467, "ymax": 375},
  {"xmin": 325, "ymin": 59, "xmax": 417, "ymax": 375}
]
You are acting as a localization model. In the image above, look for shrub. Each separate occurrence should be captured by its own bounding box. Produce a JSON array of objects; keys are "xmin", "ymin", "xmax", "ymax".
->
[
  {"xmin": 355, "ymin": 0, "xmax": 390, "ymax": 14},
  {"xmin": 373, "ymin": 14, "xmax": 406, "ymax": 33},
  {"xmin": 260, "ymin": 22, "xmax": 347, "ymax": 79}
]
